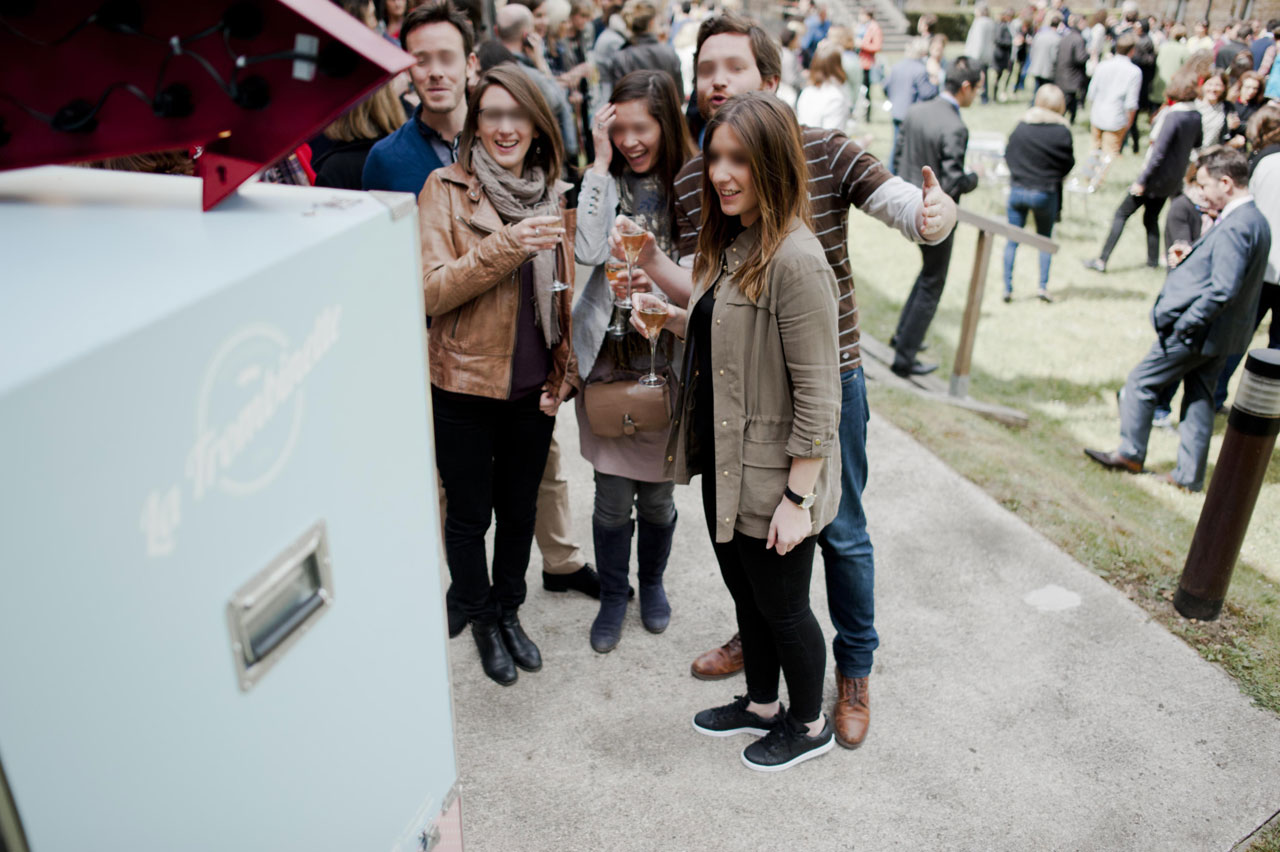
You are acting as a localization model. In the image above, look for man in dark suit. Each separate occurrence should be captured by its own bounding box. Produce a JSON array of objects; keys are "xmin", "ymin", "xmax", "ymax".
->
[
  {"xmin": 1053, "ymin": 15, "xmax": 1089, "ymax": 124},
  {"xmin": 889, "ymin": 58, "xmax": 982, "ymax": 377},
  {"xmin": 1086, "ymin": 146, "xmax": 1271, "ymax": 492}
]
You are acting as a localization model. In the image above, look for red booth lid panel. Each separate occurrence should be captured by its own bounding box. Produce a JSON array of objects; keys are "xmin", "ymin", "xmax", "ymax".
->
[{"xmin": 0, "ymin": 0, "xmax": 413, "ymax": 208}]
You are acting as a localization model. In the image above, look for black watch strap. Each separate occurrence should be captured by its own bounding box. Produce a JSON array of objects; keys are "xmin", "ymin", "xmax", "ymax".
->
[{"xmin": 783, "ymin": 485, "xmax": 813, "ymax": 508}]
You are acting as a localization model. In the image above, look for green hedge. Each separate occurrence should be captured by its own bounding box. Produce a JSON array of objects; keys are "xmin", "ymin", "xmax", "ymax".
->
[{"xmin": 905, "ymin": 10, "xmax": 975, "ymax": 43}]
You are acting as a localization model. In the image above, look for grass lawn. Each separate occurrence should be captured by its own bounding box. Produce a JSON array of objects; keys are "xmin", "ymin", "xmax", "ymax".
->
[{"xmin": 845, "ymin": 93, "xmax": 1280, "ymax": 729}]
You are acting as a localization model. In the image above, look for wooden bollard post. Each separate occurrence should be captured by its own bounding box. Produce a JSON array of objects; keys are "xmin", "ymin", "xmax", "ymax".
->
[{"xmin": 1174, "ymin": 350, "xmax": 1280, "ymax": 620}]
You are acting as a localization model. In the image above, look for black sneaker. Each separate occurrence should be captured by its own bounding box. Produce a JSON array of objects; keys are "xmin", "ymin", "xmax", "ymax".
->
[
  {"xmin": 741, "ymin": 714, "xmax": 835, "ymax": 772},
  {"xmin": 692, "ymin": 695, "xmax": 783, "ymax": 738}
]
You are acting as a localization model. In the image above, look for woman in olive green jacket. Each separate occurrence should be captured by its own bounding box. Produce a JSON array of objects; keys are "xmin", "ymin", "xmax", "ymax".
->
[{"xmin": 632, "ymin": 93, "xmax": 842, "ymax": 772}]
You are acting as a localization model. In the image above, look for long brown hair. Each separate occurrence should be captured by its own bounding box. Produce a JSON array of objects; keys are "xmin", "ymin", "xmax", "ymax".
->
[
  {"xmin": 458, "ymin": 65, "xmax": 564, "ymax": 183},
  {"xmin": 608, "ymin": 70, "xmax": 695, "ymax": 228},
  {"xmin": 693, "ymin": 92, "xmax": 811, "ymax": 304},
  {"xmin": 1230, "ymin": 70, "xmax": 1267, "ymax": 105},
  {"xmin": 1247, "ymin": 103, "xmax": 1280, "ymax": 149}
]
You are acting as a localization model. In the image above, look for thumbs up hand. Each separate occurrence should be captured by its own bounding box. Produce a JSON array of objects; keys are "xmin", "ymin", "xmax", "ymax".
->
[{"xmin": 918, "ymin": 165, "xmax": 956, "ymax": 242}]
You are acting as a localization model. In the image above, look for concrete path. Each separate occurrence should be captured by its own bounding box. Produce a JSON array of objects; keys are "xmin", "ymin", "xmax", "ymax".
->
[{"xmin": 444, "ymin": 403, "xmax": 1280, "ymax": 851}]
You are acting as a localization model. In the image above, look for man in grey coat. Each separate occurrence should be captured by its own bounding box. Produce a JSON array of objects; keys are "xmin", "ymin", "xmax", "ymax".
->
[
  {"xmin": 1086, "ymin": 147, "xmax": 1271, "ymax": 491},
  {"xmin": 1027, "ymin": 13, "xmax": 1062, "ymax": 95},
  {"xmin": 884, "ymin": 38, "xmax": 938, "ymax": 174},
  {"xmin": 963, "ymin": 3, "xmax": 996, "ymax": 103}
]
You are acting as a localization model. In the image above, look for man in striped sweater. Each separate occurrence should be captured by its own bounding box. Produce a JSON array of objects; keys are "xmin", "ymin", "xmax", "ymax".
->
[{"xmin": 628, "ymin": 12, "xmax": 957, "ymax": 750}]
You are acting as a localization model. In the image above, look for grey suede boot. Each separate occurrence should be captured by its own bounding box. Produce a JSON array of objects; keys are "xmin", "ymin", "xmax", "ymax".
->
[
  {"xmin": 636, "ymin": 512, "xmax": 675, "ymax": 634},
  {"xmin": 590, "ymin": 520, "xmax": 633, "ymax": 654}
]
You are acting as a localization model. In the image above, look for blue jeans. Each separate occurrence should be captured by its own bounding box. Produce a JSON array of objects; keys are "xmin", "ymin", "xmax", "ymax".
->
[
  {"xmin": 1003, "ymin": 185, "xmax": 1057, "ymax": 294},
  {"xmin": 817, "ymin": 367, "xmax": 878, "ymax": 679}
]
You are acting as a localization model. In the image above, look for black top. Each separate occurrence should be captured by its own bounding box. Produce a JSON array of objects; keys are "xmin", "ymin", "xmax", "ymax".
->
[
  {"xmin": 689, "ymin": 286, "xmax": 716, "ymax": 472},
  {"xmin": 1138, "ymin": 108, "xmax": 1203, "ymax": 198},
  {"xmin": 993, "ymin": 22, "xmax": 1013, "ymax": 65},
  {"xmin": 313, "ymin": 137, "xmax": 384, "ymax": 190},
  {"xmin": 1163, "ymin": 193, "xmax": 1202, "ymax": 250},
  {"xmin": 1232, "ymin": 101, "xmax": 1261, "ymax": 142},
  {"xmin": 1005, "ymin": 121, "xmax": 1075, "ymax": 193}
]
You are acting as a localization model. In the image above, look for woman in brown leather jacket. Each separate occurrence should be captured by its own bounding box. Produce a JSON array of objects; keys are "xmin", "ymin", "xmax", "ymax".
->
[
  {"xmin": 634, "ymin": 93, "xmax": 842, "ymax": 772},
  {"xmin": 418, "ymin": 66, "xmax": 579, "ymax": 686}
]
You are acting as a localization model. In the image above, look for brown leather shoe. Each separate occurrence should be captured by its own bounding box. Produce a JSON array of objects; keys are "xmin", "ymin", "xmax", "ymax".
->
[
  {"xmin": 690, "ymin": 633, "xmax": 744, "ymax": 680},
  {"xmin": 1153, "ymin": 471, "xmax": 1198, "ymax": 493},
  {"xmin": 833, "ymin": 670, "xmax": 870, "ymax": 749},
  {"xmin": 1083, "ymin": 448, "xmax": 1143, "ymax": 474}
]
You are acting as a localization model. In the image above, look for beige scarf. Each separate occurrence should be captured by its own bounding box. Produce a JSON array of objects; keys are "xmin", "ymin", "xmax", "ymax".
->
[
  {"xmin": 471, "ymin": 142, "xmax": 562, "ymax": 346},
  {"xmin": 1021, "ymin": 106, "xmax": 1069, "ymax": 126}
]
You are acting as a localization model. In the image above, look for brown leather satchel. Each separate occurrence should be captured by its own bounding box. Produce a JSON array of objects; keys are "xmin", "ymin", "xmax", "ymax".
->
[{"xmin": 582, "ymin": 376, "xmax": 673, "ymax": 438}]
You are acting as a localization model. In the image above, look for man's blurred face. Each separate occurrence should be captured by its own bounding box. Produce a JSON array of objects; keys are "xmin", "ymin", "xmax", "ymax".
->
[
  {"xmin": 695, "ymin": 33, "xmax": 777, "ymax": 119},
  {"xmin": 1195, "ymin": 167, "xmax": 1234, "ymax": 212},
  {"xmin": 407, "ymin": 21, "xmax": 477, "ymax": 116}
]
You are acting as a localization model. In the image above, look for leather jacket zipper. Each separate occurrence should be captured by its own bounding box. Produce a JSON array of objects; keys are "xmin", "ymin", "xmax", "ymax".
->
[
  {"xmin": 450, "ymin": 211, "xmax": 494, "ymax": 338},
  {"xmin": 508, "ymin": 268, "xmax": 520, "ymax": 397}
]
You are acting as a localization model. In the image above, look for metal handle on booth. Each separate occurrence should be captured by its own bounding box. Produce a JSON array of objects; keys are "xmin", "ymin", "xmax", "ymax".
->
[{"xmin": 226, "ymin": 521, "xmax": 334, "ymax": 692}]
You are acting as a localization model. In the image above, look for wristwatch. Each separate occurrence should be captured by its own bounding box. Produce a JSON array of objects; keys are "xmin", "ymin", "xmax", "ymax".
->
[{"xmin": 783, "ymin": 485, "xmax": 816, "ymax": 510}]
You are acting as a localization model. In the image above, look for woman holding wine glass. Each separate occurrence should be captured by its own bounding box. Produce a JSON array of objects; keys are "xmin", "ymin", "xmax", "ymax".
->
[
  {"xmin": 418, "ymin": 66, "xmax": 577, "ymax": 686},
  {"xmin": 571, "ymin": 69, "xmax": 694, "ymax": 654},
  {"xmin": 632, "ymin": 92, "xmax": 842, "ymax": 772}
]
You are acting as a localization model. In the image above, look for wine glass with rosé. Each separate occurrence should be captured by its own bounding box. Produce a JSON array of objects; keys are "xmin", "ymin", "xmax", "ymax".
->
[
  {"xmin": 632, "ymin": 290, "xmax": 669, "ymax": 388},
  {"xmin": 604, "ymin": 257, "xmax": 630, "ymax": 338},
  {"xmin": 617, "ymin": 218, "xmax": 648, "ymax": 309}
]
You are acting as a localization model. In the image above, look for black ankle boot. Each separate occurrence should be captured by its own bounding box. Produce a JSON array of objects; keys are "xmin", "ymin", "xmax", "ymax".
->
[
  {"xmin": 637, "ymin": 513, "xmax": 675, "ymax": 633},
  {"xmin": 471, "ymin": 620, "xmax": 517, "ymax": 685},
  {"xmin": 590, "ymin": 520, "xmax": 633, "ymax": 654},
  {"xmin": 445, "ymin": 584, "xmax": 467, "ymax": 639},
  {"xmin": 499, "ymin": 609, "xmax": 542, "ymax": 672}
]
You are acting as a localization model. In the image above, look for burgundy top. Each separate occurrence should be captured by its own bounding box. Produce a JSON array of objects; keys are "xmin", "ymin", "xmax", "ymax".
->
[{"xmin": 509, "ymin": 259, "xmax": 552, "ymax": 401}]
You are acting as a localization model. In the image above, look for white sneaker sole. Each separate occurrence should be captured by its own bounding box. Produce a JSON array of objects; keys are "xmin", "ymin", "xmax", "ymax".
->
[
  {"xmin": 691, "ymin": 718, "xmax": 771, "ymax": 738},
  {"xmin": 740, "ymin": 736, "xmax": 835, "ymax": 772}
]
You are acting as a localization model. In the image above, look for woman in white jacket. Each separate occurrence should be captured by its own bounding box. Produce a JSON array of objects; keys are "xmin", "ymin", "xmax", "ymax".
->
[
  {"xmin": 571, "ymin": 70, "xmax": 694, "ymax": 654},
  {"xmin": 796, "ymin": 42, "xmax": 853, "ymax": 130}
]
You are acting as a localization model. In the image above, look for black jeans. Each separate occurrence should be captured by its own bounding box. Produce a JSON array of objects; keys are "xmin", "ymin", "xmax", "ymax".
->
[
  {"xmin": 433, "ymin": 387, "xmax": 556, "ymax": 622},
  {"xmin": 893, "ymin": 229, "xmax": 956, "ymax": 372},
  {"xmin": 1100, "ymin": 193, "xmax": 1166, "ymax": 266},
  {"xmin": 1063, "ymin": 89, "xmax": 1080, "ymax": 124},
  {"xmin": 702, "ymin": 477, "xmax": 827, "ymax": 723}
]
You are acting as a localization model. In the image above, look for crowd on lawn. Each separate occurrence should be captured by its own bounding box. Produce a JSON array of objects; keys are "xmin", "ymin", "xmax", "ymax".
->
[
  {"xmin": 88, "ymin": 0, "xmax": 1278, "ymax": 774},
  {"xmin": 873, "ymin": 2, "xmax": 1278, "ymax": 494}
]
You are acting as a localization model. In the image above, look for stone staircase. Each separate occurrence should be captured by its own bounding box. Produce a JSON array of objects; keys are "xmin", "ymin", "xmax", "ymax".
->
[{"xmin": 832, "ymin": 0, "xmax": 911, "ymax": 56}]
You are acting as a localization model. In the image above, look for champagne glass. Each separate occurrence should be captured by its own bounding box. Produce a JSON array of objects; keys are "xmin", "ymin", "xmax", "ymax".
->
[
  {"xmin": 604, "ymin": 257, "xmax": 630, "ymax": 338},
  {"xmin": 550, "ymin": 242, "xmax": 569, "ymax": 293},
  {"xmin": 633, "ymin": 291, "xmax": 668, "ymax": 388},
  {"xmin": 617, "ymin": 218, "xmax": 647, "ymax": 312}
]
